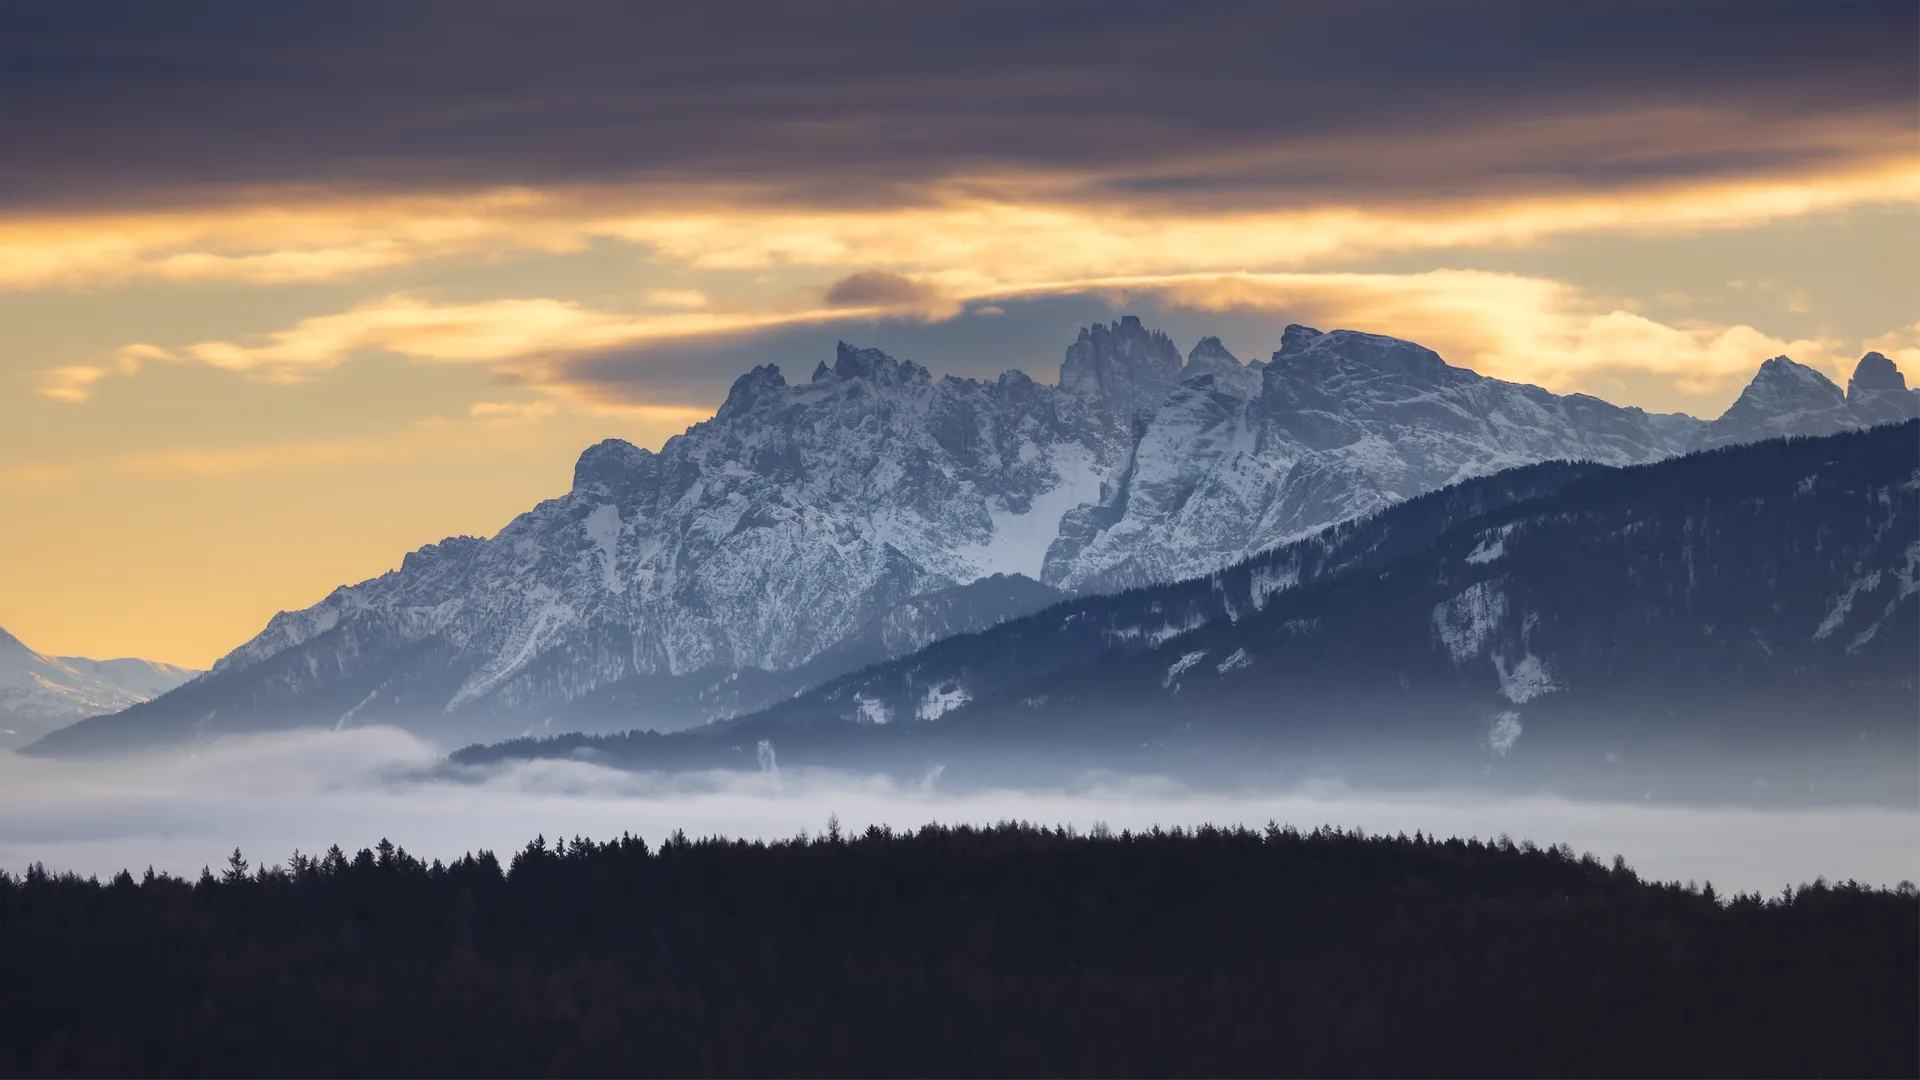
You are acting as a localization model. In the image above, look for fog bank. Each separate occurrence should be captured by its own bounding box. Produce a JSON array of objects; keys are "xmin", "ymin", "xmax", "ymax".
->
[{"xmin": 4, "ymin": 728, "xmax": 1914, "ymax": 895}]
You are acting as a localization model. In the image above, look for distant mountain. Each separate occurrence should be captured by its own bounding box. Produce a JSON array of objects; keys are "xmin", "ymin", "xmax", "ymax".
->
[
  {"xmin": 33, "ymin": 319, "xmax": 1912, "ymax": 755},
  {"xmin": 465, "ymin": 423, "xmax": 1919, "ymax": 803},
  {"xmin": 0, "ymin": 627, "xmax": 198, "ymax": 749},
  {"xmin": 1694, "ymin": 352, "xmax": 1917, "ymax": 451}
]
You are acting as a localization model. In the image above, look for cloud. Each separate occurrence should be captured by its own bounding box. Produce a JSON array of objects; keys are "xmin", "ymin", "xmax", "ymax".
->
[
  {"xmin": 35, "ymin": 364, "xmax": 116, "ymax": 404},
  {"xmin": 0, "ymin": 729, "xmax": 1914, "ymax": 895},
  {"xmin": 2, "ymin": 3, "xmax": 1912, "ymax": 211},
  {"xmin": 4, "ymin": 156, "xmax": 1912, "ymax": 295},
  {"xmin": 0, "ymin": 189, "xmax": 586, "ymax": 290},
  {"xmin": 61, "ymin": 270, "xmax": 1915, "ymax": 418},
  {"xmin": 1861, "ymin": 322, "xmax": 1920, "ymax": 376},
  {"xmin": 1083, "ymin": 270, "xmax": 1895, "ymax": 414},
  {"xmin": 32, "ymin": 343, "xmax": 170, "ymax": 403},
  {"xmin": 49, "ymin": 293, "xmax": 893, "ymax": 406},
  {"xmin": 822, "ymin": 270, "xmax": 954, "ymax": 317}
]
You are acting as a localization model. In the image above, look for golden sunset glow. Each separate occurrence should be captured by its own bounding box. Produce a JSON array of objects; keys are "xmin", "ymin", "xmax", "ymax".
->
[{"xmin": 2, "ymin": 6, "xmax": 1915, "ymax": 668}]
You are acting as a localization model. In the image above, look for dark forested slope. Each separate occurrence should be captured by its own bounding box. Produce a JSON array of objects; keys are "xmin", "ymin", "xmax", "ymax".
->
[{"xmin": 4, "ymin": 824, "xmax": 1915, "ymax": 1078}]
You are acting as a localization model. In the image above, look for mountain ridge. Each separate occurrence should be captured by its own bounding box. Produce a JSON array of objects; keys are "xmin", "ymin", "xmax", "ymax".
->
[
  {"xmin": 457, "ymin": 422, "xmax": 1920, "ymax": 805},
  {"xmin": 31, "ymin": 320, "xmax": 1914, "ymax": 754},
  {"xmin": 0, "ymin": 626, "xmax": 200, "ymax": 749}
]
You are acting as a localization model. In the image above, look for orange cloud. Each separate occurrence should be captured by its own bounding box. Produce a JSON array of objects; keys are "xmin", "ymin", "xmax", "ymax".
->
[
  {"xmin": 50, "ymin": 293, "xmax": 891, "ymax": 406},
  {"xmin": 1, "ymin": 153, "xmax": 1913, "ymax": 293},
  {"xmin": 65, "ymin": 268, "xmax": 1913, "ymax": 419}
]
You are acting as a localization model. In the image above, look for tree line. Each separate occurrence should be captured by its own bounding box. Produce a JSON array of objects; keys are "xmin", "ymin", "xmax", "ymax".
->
[{"xmin": 4, "ymin": 821, "xmax": 1915, "ymax": 1077}]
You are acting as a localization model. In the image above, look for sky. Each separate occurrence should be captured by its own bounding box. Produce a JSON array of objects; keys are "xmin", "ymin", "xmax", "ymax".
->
[{"xmin": 1, "ymin": 1, "xmax": 1916, "ymax": 669}]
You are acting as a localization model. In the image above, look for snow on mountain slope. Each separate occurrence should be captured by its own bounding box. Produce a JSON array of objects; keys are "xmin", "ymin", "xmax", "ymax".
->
[
  {"xmin": 37, "ymin": 317, "xmax": 1894, "ymax": 753},
  {"xmin": 1043, "ymin": 326, "xmax": 1706, "ymax": 593},
  {"xmin": 0, "ymin": 626, "xmax": 198, "ymax": 747},
  {"xmin": 681, "ymin": 423, "xmax": 1917, "ymax": 784},
  {"xmin": 35, "ymin": 339, "xmax": 1149, "ymax": 750}
]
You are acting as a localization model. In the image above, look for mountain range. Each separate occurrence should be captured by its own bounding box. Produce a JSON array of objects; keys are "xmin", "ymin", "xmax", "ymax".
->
[
  {"xmin": 459, "ymin": 421, "xmax": 1920, "ymax": 804},
  {"xmin": 26, "ymin": 318, "xmax": 1917, "ymax": 756},
  {"xmin": 0, "ymin": 627, "xmax": 198, "ymax": 749}
]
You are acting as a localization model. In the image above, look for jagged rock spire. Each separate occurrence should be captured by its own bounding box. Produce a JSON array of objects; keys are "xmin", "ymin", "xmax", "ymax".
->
[{"xmin": 1059, "ymin": 315, "xmax": 1184, "ymax": 419}]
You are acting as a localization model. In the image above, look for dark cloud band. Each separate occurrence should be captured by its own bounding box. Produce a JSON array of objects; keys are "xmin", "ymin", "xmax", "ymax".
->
[{"xmin": 2, "ymin": 1, "xmax": 1912, "ymax": 211}]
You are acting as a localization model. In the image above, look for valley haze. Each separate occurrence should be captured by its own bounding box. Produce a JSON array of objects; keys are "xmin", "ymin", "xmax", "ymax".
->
[{"xmin": 3, "ymin": 729, "xmax": 1916, "ymax": 900}]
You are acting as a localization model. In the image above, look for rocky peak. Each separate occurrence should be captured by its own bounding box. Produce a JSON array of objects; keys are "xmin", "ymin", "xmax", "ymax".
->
[
  {"xmin": 1850, "ymin": 352, "xmax": 1906, "ymax": 395},
  {"xmin": 572, "ymin": 438, "xmax": 653, "ymax": 494},
  {"xmin": 827, "ymin": 341, "xmax": 928, "ymax": 385},
  {"xmin": 1266, "ymin": 328, "xmax": 1455, "ymax": 389},
  {"xmin": 1693, "ymin": 356, "xmax": 1851, "ymax": 452},
  {"xmin": 398, "ymin": 535, "xmax": 485, "ymax": 574},
  {"xmin": 1276, "ymin": 323, "xmax": 1324, "ymax": 359},
  {"xmin": 1183, "ymin": 336, "xmax": 1239, "ymax": 374},
  {"xmin": 1182, "ymin": 336, "xmax": 1259, "ymax": 397},
  {"xmin": 1059, "ymin": 315, "xmax": 1184, "ymax": 418},
  {"xmin": 714, "ymin": 363, "xmax": 788, "ymax": 420},
  {"xmin": 1846, "ymin": 352, "xmax": 1920, "ymax": 427}
]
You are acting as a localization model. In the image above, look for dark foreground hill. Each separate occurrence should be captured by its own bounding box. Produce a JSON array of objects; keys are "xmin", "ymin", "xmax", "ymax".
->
[{"xmin": 4, "ymin": 823, "xmax": 1915, "ymax": 1077}]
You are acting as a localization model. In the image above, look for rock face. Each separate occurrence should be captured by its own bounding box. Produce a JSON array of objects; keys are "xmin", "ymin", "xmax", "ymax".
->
[
  {"xmin": 1042, "ymin": 327, "xmax": 1704, "ymax": 593},
  {"xmin": 1057, "ymin": 315, "xmax": 1185, "ymax": 423},
  {"xmin": 0, "ymin": 626, "xmax": 198, "ymax": 748},
  {"xmin": 1846, "ymin": 352, "xmax": 1920, "ymax": 428},
  {"xmin": 1694, "ymin": 353, "xmax": 1916, "ymax": 450},
  {"xmin": 38, "ymin": 319, "xmax": 1905, "ymax": 753},
  {"xmin": 684, "ymin": 422, "xmax": 1920, "ymax": 790}
]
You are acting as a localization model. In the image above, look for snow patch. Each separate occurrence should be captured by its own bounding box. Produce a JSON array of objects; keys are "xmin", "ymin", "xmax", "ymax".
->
[
  {"xmin": 958, "ymin": 443, "xmax": 1106, "ymax": 580},
  {"xmin": 916, "ymin": 683, "xmax": 969, "ymax": 721},
  {"xmin": 583, "ymin": 503, "xmax": 624, "ymax": 594},
  {"xmin": 1249, "ymin": 562, "xmax": 1299, "ymax": 611},
  {"xmin": 1147, "ymin": 614, "xmax": 1207, "ymax": 645},
  {"xmin": 1845, "ymin": 540, "xmax": 1920, "ymax": 653},
  {"xmin": 1465, "ymin": 525, "xmax": 1514, "ymax": 565},
  {"xmin": 446, "ymin": 596, "xmax": 577, "ymax": 710},
  {"xmin": 1215, "ymin": 647, "xmax": 1252, "ymax": 674},
  {"xmin": 1494, "ymin": 653, "xmax": 1558, "ymax": 704},
  {"xmin": 1432, "ymin": 580, "xmax": 1507, "ymax": 664},
  {"xmin": 1815, "ymin": 570, "xmax": 1881, "ymax": 640},
  {"xmin": 1162, "ymin": 650, "xmax": 1207, "ymax": 689},
  {"xmin": 1488, "ymin": 713, "xmax": 1522, "ymax": 756},
  {"xmin": 854, "ymin": 694, "xmax": 892, "ymax": 725}
]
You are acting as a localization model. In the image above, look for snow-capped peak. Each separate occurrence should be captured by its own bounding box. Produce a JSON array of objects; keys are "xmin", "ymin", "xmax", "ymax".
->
[
  {"xmin": 0, "ymin": 625, "xmax": 199, "ymax": 747},
  {"xmin": 45, "ymin": 316, "xmax": 1892, "ymax": 751}
]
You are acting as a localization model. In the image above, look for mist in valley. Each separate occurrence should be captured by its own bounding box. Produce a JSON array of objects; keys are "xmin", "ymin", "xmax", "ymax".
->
[{"xmin": 4, "ymin": 727, "xmax": 1914, "ymax": 897}]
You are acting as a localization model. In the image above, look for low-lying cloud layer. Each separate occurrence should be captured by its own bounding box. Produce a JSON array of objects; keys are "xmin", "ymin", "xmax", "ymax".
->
[{"xmin": 3, "ymin": 729, "xmax": 1914, "ymax": 896}]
